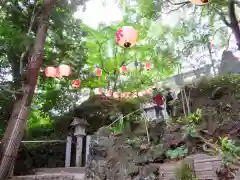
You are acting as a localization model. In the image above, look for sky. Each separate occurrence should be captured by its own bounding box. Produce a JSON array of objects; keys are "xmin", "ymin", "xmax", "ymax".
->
[{"xmin": 73, "ymin": 0, "xmax": 123, "ymax": 29}]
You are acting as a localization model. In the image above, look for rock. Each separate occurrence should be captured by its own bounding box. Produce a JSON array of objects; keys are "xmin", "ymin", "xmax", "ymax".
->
[{"xmin": 85, "ymin": 126, "xmax": 161, "ymax": 180}]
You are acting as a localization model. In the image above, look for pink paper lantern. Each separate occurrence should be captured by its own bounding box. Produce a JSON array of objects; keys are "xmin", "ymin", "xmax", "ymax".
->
[
  {"xmin": 55, "ymin": 68, "xmax": 62, "ymax": 78},
  {"xmin": 72, "ymin": 79, "xmax": 81, "ymax": 88},
  {"xmin": 45, "ymin": 66, "xmax": 56, "ymax": 77},
  {"xmin": 120, "ymin": 65, "xmax": 127, "ymax": 73},
  {"xmin": 116, "ymin": 26, "xmax": 138, "ymax": 48},
  {"xmin": 58, "ymin": 64, "xmax": 71, "ymax": 77},
  {"xmin": 95, "ymin": 67, "xmax": 102, "ymax": 77},
  {"xmin": 105, "ymin": 90, "xmax": 113, "ymax": 97},
  {"xmin": 145, "ymin": 63, "xmax": 151, "ymax": 70},
  {"xmin": 190, "ymin": 0, "xmax": 208, "ymax": 5}
]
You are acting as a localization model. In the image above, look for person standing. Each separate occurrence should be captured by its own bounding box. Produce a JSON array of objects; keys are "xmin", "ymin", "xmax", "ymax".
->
[
  {"xmin": 165, "ymin": 88, "xmax": 174, "ymax": 118},
  {"xmin": 152, "ymin": 87, "xmax": 165, "ymax": 120}
]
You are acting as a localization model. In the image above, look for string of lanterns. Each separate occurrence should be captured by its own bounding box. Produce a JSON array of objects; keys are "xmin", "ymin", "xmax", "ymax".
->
[
  {"xmin": 43, "ymin": 0, "xmax": 209, "ymax": 97},
  {"xmin": 44, "ymin": 60, "xmax": 154, "ymax": 91},
  {"xmin": 93, "ymin": 88, "xmax": 154, "ymax": 99}
]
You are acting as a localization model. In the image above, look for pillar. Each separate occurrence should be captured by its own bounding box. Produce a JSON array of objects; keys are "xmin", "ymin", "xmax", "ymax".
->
[
  {"xmin": 65, "ymin": 136, "xmax": 72, "ymax": 167},
  {"xmin": 76, "ymin": 135, "xmax": 83, "ymax": 167},
  {"xmin": 85, "ymin": 135, "xmax": 91, "ymax": 163}
]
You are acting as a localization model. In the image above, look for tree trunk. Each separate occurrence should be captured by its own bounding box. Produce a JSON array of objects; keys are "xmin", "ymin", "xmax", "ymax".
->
[
  {"xmin": 0, "ymin": 0, "xmax": 56, "ymax": 179},
  {"xmin": 229, "ymin": 0, "xmax": 240, "ymax": 50}
]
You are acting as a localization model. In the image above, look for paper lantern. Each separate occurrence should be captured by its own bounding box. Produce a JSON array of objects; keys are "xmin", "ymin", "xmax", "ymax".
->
[
  {"xmin": 138, "ymin": 92, "xmax": 143, "ymax": 96},
  {"xmin": 190, "ymin": 0, "xmax": 208, "ymax": 5},
  {"xmin": 95, "ymin": 67, "xmax": 102, "ymax": 77},
  {"xmin": 116, "ymin": 26, "xmax": 138, "ymax": 48},
  {"xmin": 125, "ymin": 92, "xmax": 130, "ymax": 98},
  {"xmin": 120, "ymin": 65, "xmax": 127, "ymax": 73},
  {"xmin": 113, "ymin": 92, "xmax": 119, "ymax": 98},
  {"xmin": 55, "ymin": 68, "xmax": 62, "ymax": 78},
  {"xmin": 141, "ymin": 91, "xmax": 146, "ymax": 95},
  {"xmin": 45, "ymin": 66, "xmax": 56, "ymax": 77},
  {"xmin": 58, "ymin": 64, "xmax": 71, "ymax": 77},
  {"xmin": 120, "ymin": 93, "xmax": 125, "ymax": 98},
  {"xmin": 145, "ymin": 63, "xmax": 151, "ymax": 70},
  {"xmin": 146, "ymin": 89, "xmax": 152, "ymax": 94},
  {"xmin": 105, "ymin": 90, "xmax": 113, "ymax": 97},
  {"xmin": 72, "ymin": 79, "xmax": 81, "ymax": 88},
  {"xmin": 94, "ymin": 88, "xmax": 103, "ymax": 95},
  {"xmin": 132, "ymin": 92, "xmax": 137, "ymax": 98}
]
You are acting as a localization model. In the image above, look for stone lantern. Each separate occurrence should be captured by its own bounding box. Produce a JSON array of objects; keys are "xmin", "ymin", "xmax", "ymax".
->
[{"xmin": 70, "ymin": 117, "xmax": 89, "ymax": 167}]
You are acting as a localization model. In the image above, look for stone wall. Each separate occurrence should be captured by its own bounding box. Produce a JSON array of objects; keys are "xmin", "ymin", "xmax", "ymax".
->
[{"xmin": 85, "ymin": 126, "xmax": 239, "ymax": 180}]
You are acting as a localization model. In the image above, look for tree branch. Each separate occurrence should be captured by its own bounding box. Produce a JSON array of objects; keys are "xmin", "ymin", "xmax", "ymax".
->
[
  {"xmin": 166, "ymin": 0, "xmax": 190, "ymax": 5},
  {"xmin": 165, "ymin": 1, "xmax": 190, "ymax": 14},
  {"xmin": 96, "ymin": 41, "xmax": 109, "ymax": 74},
  {"xmin": 215, "ymin": 8, "xmax": 232, "ymax": 27}
]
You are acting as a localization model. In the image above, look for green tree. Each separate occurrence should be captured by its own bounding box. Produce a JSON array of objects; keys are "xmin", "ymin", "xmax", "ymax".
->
[{"xmin": 0, "ymin": 0, "xmax": 88, "ymax": 178}]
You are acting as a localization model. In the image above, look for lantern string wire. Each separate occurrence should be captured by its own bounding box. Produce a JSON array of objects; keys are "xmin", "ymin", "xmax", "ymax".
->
[
  {"xmin": 107, "ymin": 95, "xmax": 154, "ymax": 127},
  {"xmin": 107, "ymin": 108, "xmax": 142, "ymax": 128}
]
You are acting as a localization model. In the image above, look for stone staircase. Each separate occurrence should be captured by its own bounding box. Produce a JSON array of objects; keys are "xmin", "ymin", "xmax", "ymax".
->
[{"xmin": 11, "ymin": 167, "xmax": 85, "ymax": 180}]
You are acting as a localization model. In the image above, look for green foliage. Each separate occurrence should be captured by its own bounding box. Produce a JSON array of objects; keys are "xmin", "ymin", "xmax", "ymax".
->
[
  {"xmin": 25, "ymin": 109, "xmax": 54, "ymax": 140},
  {"xmin": 177, "ymin": 109, "xmax": 203, "ymax": 126},
  {"xmin": 197, "ymin": 74, "xmax": 240, "ymax": 93},
  {"xmin": 126, "ymin": 137, "xmax": 144, "ymax": 148},
  {"xmin": 219, "ymin": 137, "xmax": 240, "ymax": 165},
  {"xmin": 186, "ymin": 109, "xmax": 203, "ymax": 125},
  {"xmin": 81, "ymin": 21, "xmax": 178, "ymax": 92},
  {"xmin": 183, "ymin": 125, "xmax": 197, "ymax": 138},
  {"xmin": 108, "ymin": 117, "xmax": 125, "ymax": 134},
  {"xmin": 166, "ymin": 146, "xmax": 188, "ymax": 159}
]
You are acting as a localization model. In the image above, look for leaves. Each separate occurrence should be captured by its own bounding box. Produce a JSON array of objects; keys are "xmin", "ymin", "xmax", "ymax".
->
[{"xmin": 166, "ymin": 146, "xmax": 188, "ymax": 159}]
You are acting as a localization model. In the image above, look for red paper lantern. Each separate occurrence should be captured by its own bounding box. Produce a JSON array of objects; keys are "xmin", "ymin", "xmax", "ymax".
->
[
  {"xmin": 145, "ymin": 63, "xmax": 151, "ymax": 70},
  {"xmin": 116, "ymin": 26, "xmax": 138, "ymax": 48},
  {"xmin": 190, "ymin": 0, "xmax": 208, "ymax": 5},
  {"xmin": 72, "ymin": 79, "xmax": 81, "ymax": 88},
  {"xmin": 120, "ymin": 65, "xmax": 127, "ymax": 73},
  {"xmin": 45, "ymin": 66, "xmax": 56, "ymax": 77},
  {"xmin": 58, "ymin": 64, "xmax": 71, "ymax": 77},
  {"xmin": 95, "ymin": 67, "xmax": 102, "ymax": 77}
]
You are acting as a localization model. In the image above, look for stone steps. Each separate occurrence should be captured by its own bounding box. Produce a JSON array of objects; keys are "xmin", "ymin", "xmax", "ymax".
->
[
  {"xmin": 32, "ymin": 167, "xmax": 85, "ymax": 175},
  {"xmin": 11, "ymin": 168, "xmax": 85, "ymax": 180},
  {"xmin": 11, "ymin": 173, "xmax": 84, "ymax": 180}
]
